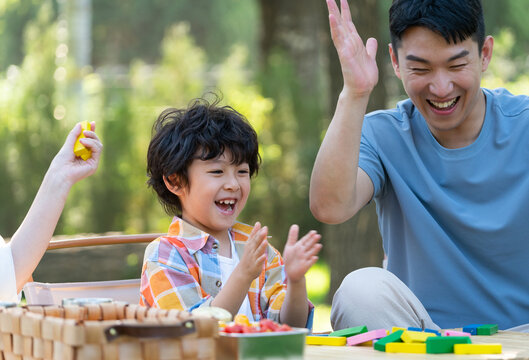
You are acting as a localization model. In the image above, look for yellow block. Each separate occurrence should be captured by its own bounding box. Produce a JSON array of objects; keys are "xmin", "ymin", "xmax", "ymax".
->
[
  {"xmin": 401, "ymin": 330, "xmax": 437, "ymax": 343},
  {"xmin": 306, "ymin": 336, "xmax": 346, "ymax": 346},
  {"xmin": 386, "ymin": 342, "xmax": 426, "ymax": 353},
  {"xmin": 453, "ymin": 343, "xmax": 502, "ymax": 354},
  {"xmin": 73, "ymin": 121, "xmax": 92, "ymax": 160},
  {"xmin": 391, "ymin": 326, "xmax": 406, "ymax": 333}
]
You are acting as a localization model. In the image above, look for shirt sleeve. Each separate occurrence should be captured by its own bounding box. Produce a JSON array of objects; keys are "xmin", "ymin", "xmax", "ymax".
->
[
  {"xmin": 0, "ymin": 237, "xmax": 19, "ymax": 303},
  {"xmin": 139, "ymin": 241, "xmax": 212, "ymax": 311}
]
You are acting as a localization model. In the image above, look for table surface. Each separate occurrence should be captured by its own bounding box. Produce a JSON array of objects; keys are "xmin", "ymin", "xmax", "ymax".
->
[{"xmin": 304, "ymin": 331, "xmax": 529, "ymax": 359}]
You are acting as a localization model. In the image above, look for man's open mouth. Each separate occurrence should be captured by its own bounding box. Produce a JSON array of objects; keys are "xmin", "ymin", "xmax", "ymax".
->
[{"xmin": 427, "ymin": 96, "xmax": 460, "ymax": 110}]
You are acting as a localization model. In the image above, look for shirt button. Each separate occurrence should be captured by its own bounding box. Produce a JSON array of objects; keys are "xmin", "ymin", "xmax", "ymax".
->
[
  {"xmin": 212, "ymin": 243, "xmax": 219, "ymax": 250},
  {"xmin": 216, "ymin": 280, "xmax": 222, "ymax": 287}
]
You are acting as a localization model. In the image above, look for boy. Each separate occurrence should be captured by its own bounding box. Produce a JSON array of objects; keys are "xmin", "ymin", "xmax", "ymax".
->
[
  {"xmin": 140, "ymin": 97, "xmax": 322, "ymax": 328},
  {"xmin": 310, "ymin": 0, "xmax": 529, "ymax": 331}
]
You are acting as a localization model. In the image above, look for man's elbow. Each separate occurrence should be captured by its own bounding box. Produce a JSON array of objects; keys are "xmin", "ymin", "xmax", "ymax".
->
[{"xmin": 309, "ymin": 199, "xmax": 352, "ymax": 225}]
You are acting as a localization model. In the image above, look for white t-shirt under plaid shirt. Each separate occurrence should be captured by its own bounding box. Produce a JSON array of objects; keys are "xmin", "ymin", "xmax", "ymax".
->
[{"xmin": 0, "ymin": 236, "xmax": 18, "ymax": 302}]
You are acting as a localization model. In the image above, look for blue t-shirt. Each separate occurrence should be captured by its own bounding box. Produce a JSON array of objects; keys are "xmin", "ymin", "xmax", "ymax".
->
[{"xmin": 359, "ymin": 87, "xmax": 529, "ymax": 329}]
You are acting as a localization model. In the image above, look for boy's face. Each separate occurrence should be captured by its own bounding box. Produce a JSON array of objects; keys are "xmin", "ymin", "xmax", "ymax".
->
[
  {"xmin": 171, "ymin": 150, "xmax": 250, "ymax": 240},
  {"xmin": 389, "ymin": 26, "xmax": 493, "ymax": 147}
]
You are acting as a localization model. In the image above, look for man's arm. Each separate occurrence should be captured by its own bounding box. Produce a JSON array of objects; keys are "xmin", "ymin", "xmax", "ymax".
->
[
  {"xmin": 9, "ymin": 123, "xmax": 102, "ymax": 292},
  {"xmin": 310, "ymin": 0, "xmax": 378, "ymax": 224}
]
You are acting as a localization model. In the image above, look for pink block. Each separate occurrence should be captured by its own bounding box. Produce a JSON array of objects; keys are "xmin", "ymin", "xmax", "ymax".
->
[
  {"xmin": 445, "ymin": 330, "xmax": 472, "ymax": 337},
  {"xmin": 347, "ymin": 329, "xmax": 388, "ymax": 346}
]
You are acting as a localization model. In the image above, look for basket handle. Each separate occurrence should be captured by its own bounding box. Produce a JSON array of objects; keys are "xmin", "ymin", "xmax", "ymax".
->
[{"xmin": 104, "ymin": 320, "xmax": 196, "ymax": 342}]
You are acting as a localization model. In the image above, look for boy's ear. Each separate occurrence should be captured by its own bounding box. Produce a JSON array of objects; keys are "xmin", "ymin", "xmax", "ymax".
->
[{"xmin": 163, "ymin": 174, "xmax": 184, "ymax": 196}]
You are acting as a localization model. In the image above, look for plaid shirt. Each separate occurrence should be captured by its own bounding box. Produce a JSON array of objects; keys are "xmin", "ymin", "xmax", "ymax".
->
[{"xmin": 140, "ymin": 217, "xmax": 313, "ymax": 325}]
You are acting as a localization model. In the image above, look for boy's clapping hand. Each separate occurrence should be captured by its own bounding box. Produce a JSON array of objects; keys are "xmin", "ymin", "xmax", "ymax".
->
[
  {"xmin": 282, "ymin": 225, "xmax": 322, "ymax": 282},
  {"xmin": 239, "ymin": 222, "xmax": 269, "ymax": 281}
]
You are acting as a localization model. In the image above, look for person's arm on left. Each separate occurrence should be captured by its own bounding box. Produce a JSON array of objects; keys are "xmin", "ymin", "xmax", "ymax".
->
[
  {"xmin": 9, "ymin": 122, "xmax": 102, "ymax": 292},
  {"xmin": 279, "ymin": 225, "xmax": 322, "ymax": 327}
]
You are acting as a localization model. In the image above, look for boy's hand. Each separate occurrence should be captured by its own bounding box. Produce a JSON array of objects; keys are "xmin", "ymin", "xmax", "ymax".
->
[
  {"xmin": 327, "ymin": 0, "xmax": 378, "ymax": 97},
  {"xmin": 49, "ymin": 122, "xmax": 103, "ymax": 186},
  {"xmin": 283, "ymin": 225, "xmax": 322, "ymax": 283},
  {"xmin": 238, "ymin": 222, "xmax": 269, "ymax": 282}
]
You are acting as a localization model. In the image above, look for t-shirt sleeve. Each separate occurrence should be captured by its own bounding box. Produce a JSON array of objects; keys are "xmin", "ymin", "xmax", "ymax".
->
[
  {"xmin": 0, "ymin": 237, "xmax": 19, "ymax": 303},
  {"xmin": 359, "ymin": 118, "xmax": 386, "ymax": 198}
]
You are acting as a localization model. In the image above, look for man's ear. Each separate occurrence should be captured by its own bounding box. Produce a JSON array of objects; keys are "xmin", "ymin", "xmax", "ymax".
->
[
  {"xmin": 163, "ymin": 174, "xmax": 184, "ymax": 196},
  {"xmin": 389, "ymin": 43, "xmax": 401, "ymax": 79},
  {"xmin": 481, "ymin": 35, "xmax": 494, "ymax": 72}
]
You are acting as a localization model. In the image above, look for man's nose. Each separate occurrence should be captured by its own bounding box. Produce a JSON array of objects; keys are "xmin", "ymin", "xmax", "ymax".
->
[{"xmin": 429, "ymin": 71, "xmax": 454, "ymax": 98}]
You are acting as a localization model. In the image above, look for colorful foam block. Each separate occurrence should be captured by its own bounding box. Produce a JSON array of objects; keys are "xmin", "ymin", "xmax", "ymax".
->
[
  {"xmin": 373, "ymin": 330, "xmax": 403, "ymax": 352},
  {"xmin": 407, "ymin": 326, "xmax": 441, "ymax": 336},
  {"xmin": 444, "ymin": 330, "xmax": 471, "ymax": 337},
  {"xmin": 329, "ymin": 325, "xmax": 367, "ymax": 338},
  {"xmin": 346, "ymin": 329, "xmax": 388, "ymax": 346},
  {"xmin": 462, "ymin": 324, "xmax": 484, "ymax": 335},
  {"xmin": 477, "ymin": 324, "xmax": 498, "ymax": 335},
  {"xmin": 73, "ymin": 121, "xmax": 92, "ymax": 160},
  {"xmin": 453, "ymin": 343, "xmax": 502, "ymax": 354},
  {"xmin": 401, "ymin": 330, "xmax": 437, "ymax": 343},
  {"xmin": 392, "ymin": 326, "xmax": 406, "ymax": 333},
  {"xmin": 306, "ymin": 336, "xmax": 346, "ymax": 346},
  {"xmin": 425, "ymin": 336, "xmax": 471, "ymax": 354},
  {"xmin": 386, "ymin": 342, "xmax": 426, "ymax": 353}
]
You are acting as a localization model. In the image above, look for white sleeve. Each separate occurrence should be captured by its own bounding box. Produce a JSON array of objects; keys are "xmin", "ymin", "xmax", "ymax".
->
[{"xmin": 0, "ymin": 236, "xmax": 19, "ymax": 303}]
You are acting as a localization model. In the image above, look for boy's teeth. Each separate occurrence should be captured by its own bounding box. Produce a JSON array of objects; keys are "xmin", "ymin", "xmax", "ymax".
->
[{"xmin": 218, "ymin": 200, "xmax": 235, "ymax": 205}]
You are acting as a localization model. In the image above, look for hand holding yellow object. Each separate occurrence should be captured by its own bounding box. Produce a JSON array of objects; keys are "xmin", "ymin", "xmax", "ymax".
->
[{"xmin": 73, "ymin": 121, "xmax": 92, "ymax": 160}]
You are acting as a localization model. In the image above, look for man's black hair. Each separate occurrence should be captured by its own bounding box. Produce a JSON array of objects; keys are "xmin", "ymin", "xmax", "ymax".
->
[
  {"xmin": 389, "ymin": 0, "xmax": 485, "ymax": 59},
  {"xmin": 146, "ymin": 95, "xmax": 261, "ymax": 216}
]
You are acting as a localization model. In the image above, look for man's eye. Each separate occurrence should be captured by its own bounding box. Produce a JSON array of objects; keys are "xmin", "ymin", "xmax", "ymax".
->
[
  {"xmin": 411, "ymin": 68, "xmax": 428, "ymax": 72},
  {"xmin": 450, "ymin": 64, "xmax": 466, "ymax": 69}
]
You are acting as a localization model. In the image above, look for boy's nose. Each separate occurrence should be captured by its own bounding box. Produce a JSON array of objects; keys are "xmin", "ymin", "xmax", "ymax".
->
[{"xmin": 224, "ymin": 176, "xmax": 240, "ymax": 191}]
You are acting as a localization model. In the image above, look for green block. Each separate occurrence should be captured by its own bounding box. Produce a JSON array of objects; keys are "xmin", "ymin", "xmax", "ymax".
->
[
  {"xmin": 477, "ymin": 324, "xmax": 498, "ymax": 335},
  {"xmin": 426, "ymin": 336, "xmax": 471, "ymax": 354},
  {"xmin": 329, "ymin": 325, "xmax": 367, "ymax": 338},
  {"xmin": 374, "ymin": 330, "xmax": 404, "ymax": 352}
]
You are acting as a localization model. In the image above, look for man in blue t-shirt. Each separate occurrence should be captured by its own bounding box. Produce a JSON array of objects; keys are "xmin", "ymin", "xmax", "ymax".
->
[{"xmin": 310, "ymin": 0, "xmax": 529, "ymax": 331}]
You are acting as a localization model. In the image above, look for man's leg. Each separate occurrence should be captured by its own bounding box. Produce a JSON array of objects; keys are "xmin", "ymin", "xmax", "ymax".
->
[
  {"xmin": 507, "ymin": 324, "xmax": 529, "ymax": 333},
  {"xmin": 331, "ymin": 267, "xmax": 440, "ymax": 331}
]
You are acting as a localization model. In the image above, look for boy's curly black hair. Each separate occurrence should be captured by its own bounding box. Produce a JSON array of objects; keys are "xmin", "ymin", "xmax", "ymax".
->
[{"xmin": 147, "ymin": 96, "xmax": 261, "ymax": 216}]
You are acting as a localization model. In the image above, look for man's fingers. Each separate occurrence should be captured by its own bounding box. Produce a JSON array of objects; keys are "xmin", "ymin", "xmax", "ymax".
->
[{"xmin": 366, "ymin": 37, "xmax": 378, "ymax": 59}]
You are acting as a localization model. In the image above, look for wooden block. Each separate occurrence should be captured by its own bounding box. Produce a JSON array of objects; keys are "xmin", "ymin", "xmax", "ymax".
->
[
  {"xmin": 374, "ymin": 330, "xmax": 403, "ymax": 352},
  {"xmin": 401, "ymin": 330, "xmax": 437, "ymax": 343},
  {"xmin": 462, "ymin": 324, "xmax": 483, "ymax": 335},
  {"xmin": 391, "ymin": 326, "xmax": 406, "ymax": 333},
  {"xmin": 329, "ymin": 325, "xmax": 367, "ymax": 338},
  {"xmin": 444, "ymin": 330, "xmax": 471, "ymax": 337},
  {"xmin": 477, "ymin": 324, "xmax": 498, "ymax": 335},
  {"xmin": 62, "ymin": 319, "xmax": 85, "ymax": 346},
  {"xmin": 453, "ymin": 343, "xmax": 502, "ymax": 354},
  {"xmin": 73, "ymin": 121, "xmax": 92, "ymax": 160},
  {"xmin": 100, "ymin": 303, "xmax": 117, "ymax": 321},
  {"xmin": 347, "ymin": 329, "xmax": 388, "ymax": 346},
  {"xmin": 386, "ymin": 342, "xmax": 426, "ymax": 353},
  {"xmin": 306, "ymin": 336, "xmax": 346, "ymax": 346},
  {"xmin": 426, "ymin": 336, "xmax": 471, "ymax": 354}
]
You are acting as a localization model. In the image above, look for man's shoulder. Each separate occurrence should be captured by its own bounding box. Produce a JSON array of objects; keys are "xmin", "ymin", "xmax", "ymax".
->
[
  {"xmin": 485, "ymin": 87, "xmax": 529, "ymax": 117},
  {"xmin": 364, "ymin": 98, "xmax": 415, "ymax": 125}
]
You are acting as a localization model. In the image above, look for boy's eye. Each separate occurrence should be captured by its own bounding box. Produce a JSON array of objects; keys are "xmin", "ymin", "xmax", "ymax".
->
[
  {"xmin": 209, "ymin": 170, "xmax": 223, "ymax": 174},
  {"xmin": 239, "ymin": 169, "xmax": 250, "ymax": 175}
]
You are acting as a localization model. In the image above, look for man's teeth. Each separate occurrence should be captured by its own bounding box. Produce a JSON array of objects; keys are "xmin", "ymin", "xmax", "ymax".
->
[{"xmin": 430, "ymin": 98, "xmax": 457, "ymax": 109}]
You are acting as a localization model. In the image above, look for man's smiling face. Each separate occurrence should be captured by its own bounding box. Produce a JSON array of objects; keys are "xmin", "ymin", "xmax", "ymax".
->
[{"xmin": 389, "ymin": 26, "xmax": 493, "ymax": 148}]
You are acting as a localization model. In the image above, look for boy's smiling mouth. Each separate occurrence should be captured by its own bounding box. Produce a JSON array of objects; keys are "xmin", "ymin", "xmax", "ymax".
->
[{"xmin": 215, "ymin": 199, "xmax": 236, "ymax": 213}]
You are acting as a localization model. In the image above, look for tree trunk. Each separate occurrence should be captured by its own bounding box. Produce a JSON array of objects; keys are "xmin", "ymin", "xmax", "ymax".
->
[{"xmin": 324, "ymin": 0, "xmax": 386, "ymax": 303}]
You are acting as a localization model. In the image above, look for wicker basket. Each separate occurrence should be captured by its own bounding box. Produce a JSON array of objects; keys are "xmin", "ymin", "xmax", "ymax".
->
[{"xmin": 0, "ymin": 303, "xmax": 217, "ymax": 360}]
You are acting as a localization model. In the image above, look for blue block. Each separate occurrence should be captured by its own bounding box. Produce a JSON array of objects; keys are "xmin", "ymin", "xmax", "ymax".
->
[{"xmin": 462, "ymin": 324, "xmax": 484, "ymax": 335}]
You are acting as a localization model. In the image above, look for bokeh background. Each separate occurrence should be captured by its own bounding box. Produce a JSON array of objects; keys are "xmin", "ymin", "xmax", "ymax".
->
[{"xmin": 2, "ymin": 0, "xmax": 529, "ymax": 331}]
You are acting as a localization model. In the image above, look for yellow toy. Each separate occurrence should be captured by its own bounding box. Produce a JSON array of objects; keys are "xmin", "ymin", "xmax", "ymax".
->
[
  {"xmin": 73, "ymin": 121, "xmax": 92, "ymax": 160},
  {"xmin": 306, "ymin": 336, "xmax": 346, "ymax": 346}
]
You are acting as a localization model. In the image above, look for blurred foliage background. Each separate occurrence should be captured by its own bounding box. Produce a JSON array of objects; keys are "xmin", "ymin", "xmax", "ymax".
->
[{"xmin": 2, "ymin": 0, "xmax": 529, "ymax": 316}]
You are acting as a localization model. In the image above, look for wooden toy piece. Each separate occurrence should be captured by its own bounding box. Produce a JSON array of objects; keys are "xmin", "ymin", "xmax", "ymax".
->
[
  {"xmin": 329, "ymin": 325, "xmax": 367, "ymax": 338},
  {"xmin": 73, "ymin": 120, "xmax": 92, "ymax": 160},
  {"xmin": 391, "ymin": 326, "xmax": 406, "ymax": 333},
  {"xmin": 444, "ymin": 330, "xmax": 471, "ymax": 337},
  {"xmin": 306, "ymin": 336, "xmax": 346, "ymax": 346},
  {"xmin": 425, "ymin": 336, "xmax": 471, "ymax": 354},
  {"xmin": 408, "ymin": 326, "xmax": 441, "ymax": 336},
  {"xmin": 477, "ymin": 324, "xmax": 498, "ymax": 335},
  {"xmin": 347, "ymin": 329, "xmax": 388, "ymax": 346},
  {"xmin": 401, "ymin": 330, "xmax": 437, "ymax": 343},
  {"xmin": 462, "ymin": 324, "xmax": 484, "ymax": 335},
  {"xmin": 453, "ymin": 343, "xmax": 502, "ymax": 354},
  {"xmin": 386, "ymin": 342, "xmax": 426, "ymax": 353},
  {"xmin": 374, "ymin": 329, "xmax": 404, "ymax": 352}
]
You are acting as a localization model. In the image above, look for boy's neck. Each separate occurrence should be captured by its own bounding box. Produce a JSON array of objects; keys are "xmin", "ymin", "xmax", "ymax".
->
[{"xmin": 217, "ymin": 231, "xmax": 232, "ymax": 258}]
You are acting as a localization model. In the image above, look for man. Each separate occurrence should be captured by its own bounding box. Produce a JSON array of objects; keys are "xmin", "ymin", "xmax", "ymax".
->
[{"xmin": 310, "ymin": 0, "xmax": 529, "ymax": 331}]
